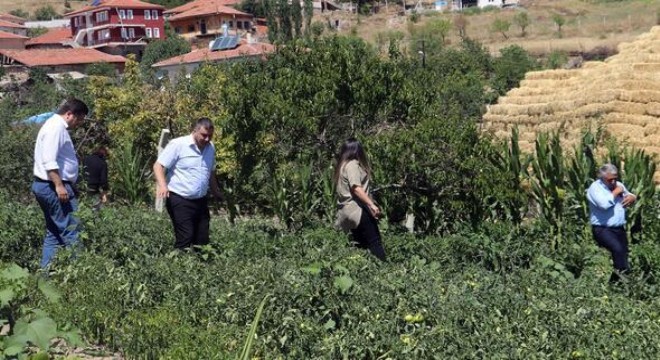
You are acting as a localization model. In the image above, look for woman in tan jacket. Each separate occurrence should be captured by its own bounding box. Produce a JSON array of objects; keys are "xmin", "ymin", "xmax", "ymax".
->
[{"xmin": 333, "ymin": 138, "xmax": 386, "ymax": 261}]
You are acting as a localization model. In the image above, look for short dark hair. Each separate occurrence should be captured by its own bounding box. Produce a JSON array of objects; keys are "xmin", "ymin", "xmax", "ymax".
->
[
  {"xmin": 194, "ymin": 117, "xmax": 214, "ymax": 131},
  {"xmin": 56, "ymin": 98, "xmax": 89, "ymax": 117}
]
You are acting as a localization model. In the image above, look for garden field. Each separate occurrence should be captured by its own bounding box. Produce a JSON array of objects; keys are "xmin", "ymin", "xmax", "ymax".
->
[{"xmin": 2, "ymin": 193, "xmax": 660, "ymax": 359}]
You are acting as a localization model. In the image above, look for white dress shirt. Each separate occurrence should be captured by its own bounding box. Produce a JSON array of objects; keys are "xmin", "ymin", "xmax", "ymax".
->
[
  {"xmin": 33, "ymin": 114, "xmax": 79, "ymax": 183},
  {"xmin": 157, "ymin": 134, "xmax": 215, "ymax": 199}
]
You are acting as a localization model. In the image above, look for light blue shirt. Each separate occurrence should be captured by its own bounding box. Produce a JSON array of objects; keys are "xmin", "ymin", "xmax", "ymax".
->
[
  {"xmin": 157, "ymin": 134, "xmax": 215, "ymax": 199},
  {"xmin": 586, "ymin": 179, "xmax": 630, "ymax": 227}
]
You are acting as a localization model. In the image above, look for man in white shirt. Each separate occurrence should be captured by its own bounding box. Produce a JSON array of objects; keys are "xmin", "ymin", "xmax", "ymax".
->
[
  {"xmin": 32, "ymin": 98, "xmax": 89, "ymax": 268},
  {"xmin": 153, "ymin": 118, "xmax": 222, "ymax": 249}
]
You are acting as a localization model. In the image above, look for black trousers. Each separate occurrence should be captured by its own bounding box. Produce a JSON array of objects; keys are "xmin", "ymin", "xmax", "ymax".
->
[
  {"xmin": 592, "ymin": 225, "xmax": 629, "ymax": 276},
  {"xmin": 166, "ymin": 193, "xmax": 210, "ymax": 249},
  {"xmin": 351, "ymin": 207, "xmax": 386, "ymax": 261}
]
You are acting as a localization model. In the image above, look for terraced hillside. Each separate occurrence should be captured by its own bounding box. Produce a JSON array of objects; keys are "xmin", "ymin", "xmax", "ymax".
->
[{"xmin": 483, "ymin": 26, "xmax": 660, "ymax": 181}]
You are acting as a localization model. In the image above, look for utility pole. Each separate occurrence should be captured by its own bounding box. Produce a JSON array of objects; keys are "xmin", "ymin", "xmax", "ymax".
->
[{"xmin": 421, "ymin": 40, "xmax": 426, "ymax": 68}]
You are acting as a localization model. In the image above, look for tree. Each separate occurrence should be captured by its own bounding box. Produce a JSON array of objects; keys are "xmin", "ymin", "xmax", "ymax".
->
[
  {"xmin": 491, "ymin": 45, "xmax": 538, "ymax": 98},
  {"xmin": 552, "ymin": 13, "xmax": 566, "ymax": 38},
  {"xmin": 430, "ymin": 18, "xmax": 451, "ymax": 45},
  {"xmin": 34, "ymin": 5, "xmax": 59, "ymax": 21},
  {"xmin": 266, "ymin": 0, "xmax": 279, "ymax": 43},
  {"xmin": 140, "ymin": 35, "xmax": 192, "ymax": 75},
  {"xmin": 291, "ymin": 0, "xmax": 303, "ymax": 38},
  {"xmin": 303, "ymin": 0, "xmax": 313, "ymax": 36},
  {"xmin": 278, "ymin": 0, "xmax": 293, "ymax": 41},
  {"xmin": 453, "ymin": 14, "xmax": 468, "ymax": 39},
  {"xmin": 513, "ymin": 11, "xmax": 530, "ymax": 37},
  {"xmin": 9, "ymin": 9, "xmax": 29, "ymax": 19},
  {"xmin": 409, "ymin": 19, "xmax": 451, "ymax": 58},
  {"xmin": 239, "ymin": 0, "xmax": 268, "ymax": 18},
  {"xmin": 491, "ymin": 18, "xmax": 511, "ymax": 40},
  {"xmin": 85, "ymin": 62, "xmax": 116, "ymax": 77}
]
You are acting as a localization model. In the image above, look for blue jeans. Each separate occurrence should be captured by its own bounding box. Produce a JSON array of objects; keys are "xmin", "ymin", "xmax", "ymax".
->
[{"xmin": 32, "ymin": 181, "xmax": 81, "ymax": 268}]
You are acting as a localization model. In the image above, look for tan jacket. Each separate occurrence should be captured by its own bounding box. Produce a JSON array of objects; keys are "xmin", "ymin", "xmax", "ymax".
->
[{"xmin": 334, "ymin": 160, "xmax": 369, "ymax": 232}]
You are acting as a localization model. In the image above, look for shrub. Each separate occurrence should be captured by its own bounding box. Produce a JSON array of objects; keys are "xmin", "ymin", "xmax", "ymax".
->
[
  {"xmin": 546, "ymin": 50, "xmax": 569, "ymax": 69},
  {"xmin": 34, "ymin": 5, "xmax": 59, "ymax": 21}
]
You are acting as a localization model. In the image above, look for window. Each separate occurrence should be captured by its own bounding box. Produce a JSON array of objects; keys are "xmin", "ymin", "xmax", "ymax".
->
[
  {"xmin": 188, "ymin": 24, "xmax": 195, "ymax": 32},
  {"xmin": 144, "ymin": 10, "xmax": 151, "ymax": 20},
  {"xmin": 244, "ymin": 21, "xmax": 250, "ymax": 29},
  {"xmin": 128, "ymin": 28, "xmax": 135, "ymax": 38},
  {"xmin": 121, "ymin": 27, "xmax": 127, "ymax": 39},
  {"xmin": 152, "ymin": 10, "xmax": 159, "ymax": 20},
  {"xmin": 119, "ymin": 10, "xmax": 126, "ymax": 19},
  {"xmin": 146, "ymin": 28, "xmax": 152, "ymax": 38},
  {"xmin": 174, "ymin": 27, "xmax": 181, "ymax": 34},
  {"xmin": 95, "ymin": 11, "xmax": 108, "ymax": 23},
  {"xmin": 153, "ymin": 27, "xmax": 160, "ymax": 38},
  {"xmin": 228, "ymin": 21, "xmax": 233, "ymax": 28},
  {"xmin": 74, "ymin": 17, "xmax": 79, "ymax": 26},
  {"xmin": 98, "ymin": 29, "xmax": 110, "ymax": 40},
  {"xmin": 127, "ymin": 10, "xmax": 133, "ymax": 19}
]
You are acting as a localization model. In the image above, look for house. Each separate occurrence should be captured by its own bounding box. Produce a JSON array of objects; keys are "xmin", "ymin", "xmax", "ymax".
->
[
  {"xmin": 454, "ymin": 0, "xmax": 518, "ymax": 8},
  {"xmin": 0, "ymin": 19, "xmax": 27, "ymax": 37},
  {"xmin": 0, "ymin": 13, "xmax": 27, "ymax": 25},
  {"xmin": 24, "ymin": 20, "xmax": 72, "ymax": 29},
  {"xmin": 25, "ymin": 27, "xmax": 73, "ymax": 49},
  {"xmin": 164, "ymin": 0, "xmax": 253, "ymax": 39},
  {"xmin": 0, "ymin": 30, "xmax": 28, "ymax": 50},
  {"xmin": 0, "ymin": 48, "xmax": 126, "ymax": 74},
  {"xmin": 63, "ymin": 0, "xmax": 166, "ymax": 57},
  {"xmin": 152, "ymin": 37, "xmax": 274, "ymax": 81}
]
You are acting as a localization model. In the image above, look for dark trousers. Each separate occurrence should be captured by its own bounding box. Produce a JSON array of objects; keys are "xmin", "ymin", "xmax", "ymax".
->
[
  {"xmin": 593, "ymin": 225, "xmax": 629, "ymax": 279},
  {"xmin": 166, "ymin": 193, "xmax": 210, "ymax": 249},
  {"xmin": 351, "ymin": 207, "xmax": 386, "ymax": 261}
]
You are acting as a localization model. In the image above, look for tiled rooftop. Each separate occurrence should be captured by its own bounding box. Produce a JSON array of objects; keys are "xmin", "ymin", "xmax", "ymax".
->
[
  {"xmin": 65, "ymin": 0, "xmax": 165, "ymax": 17},
  {"xmin": 0, "ymin": 48, "xmax": 126, "ymax": 67},
  {"xmin": 25, "ymin": 27, "xmax": 73, "ymax": 46},
  {"xmin": 153, "ymin": 41, "xmax": 274, "ymax": 67}
]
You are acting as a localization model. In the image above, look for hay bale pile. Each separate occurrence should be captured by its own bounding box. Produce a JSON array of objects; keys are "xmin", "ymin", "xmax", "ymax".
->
[{"xmin": 483, "ymin": 26, "xmax": 660, "ymax": 181}]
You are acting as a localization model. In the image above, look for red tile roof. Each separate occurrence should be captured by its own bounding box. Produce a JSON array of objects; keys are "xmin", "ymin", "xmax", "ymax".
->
[
  {"xmin": 0, "ymin": 19, "xmax": 26, "ymax": 29},
  {"xmin": 167, "ymin": 4, "xmax": 250, "ymax": 21},
  {"xmin": 0, "ymin": 29, "xmax": 27, "ymax": 39},
  {"xmin": 64, "ymin": 0, "xmax": 165, "ymax": 17},
  {"xmin": 25, "ymin": 27, "xmax": 73, "ymax": 46},
  {"xmin": 0, "ymin": 48, "xmax": 126, "ymax": 67},
  {"xmin": 152, "ymin": 41, "xmax": 275, "ymax": 67},
  {"xmin": 0, "ymin": 13, "xmax": 26, "ymax": 25},
  {"xmin": 164, "ymin": 0, "xmax": 243, "ymax": 15}
]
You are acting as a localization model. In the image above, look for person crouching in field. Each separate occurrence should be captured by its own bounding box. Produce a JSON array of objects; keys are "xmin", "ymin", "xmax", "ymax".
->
[
  {"xmin": 333, "ymin": 138, "xmax": 386, "ymax": 261},
  {"xmin": 587, "ymin": 163, "xmax": 637, "ymax": 282},
  {"xmin": 153, "ymin": 118, "xmax": 223, "ymax": 250},
  {"xmin": 83, "ymin": 145, "xmax": 109, "ymax": 212}
]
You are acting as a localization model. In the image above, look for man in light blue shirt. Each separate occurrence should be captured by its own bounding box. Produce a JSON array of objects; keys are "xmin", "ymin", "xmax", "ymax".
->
[
  {"xmin": 587, "ymin": 163, "xmax": 636, "ymax": 282},
  {"xmin": 153, "ymin": 118, "xmax": 222, "ymax": 249}
]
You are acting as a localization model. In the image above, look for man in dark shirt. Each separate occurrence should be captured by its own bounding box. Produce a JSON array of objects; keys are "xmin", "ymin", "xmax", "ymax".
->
[{"xmin": 83, "ymin": 146, "xmax": 109, "ymax": 211}]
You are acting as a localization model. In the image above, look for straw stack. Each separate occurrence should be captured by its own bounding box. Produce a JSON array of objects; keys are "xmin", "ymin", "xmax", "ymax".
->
[{"xmin": 483, "ymin": 26, "xmax": 660, "ymax": 182}]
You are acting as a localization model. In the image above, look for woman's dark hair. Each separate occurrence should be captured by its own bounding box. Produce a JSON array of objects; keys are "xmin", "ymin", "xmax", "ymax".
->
[{"xmin": 333, "ymin": 138, "xmax": 371, "ymax": 186}]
